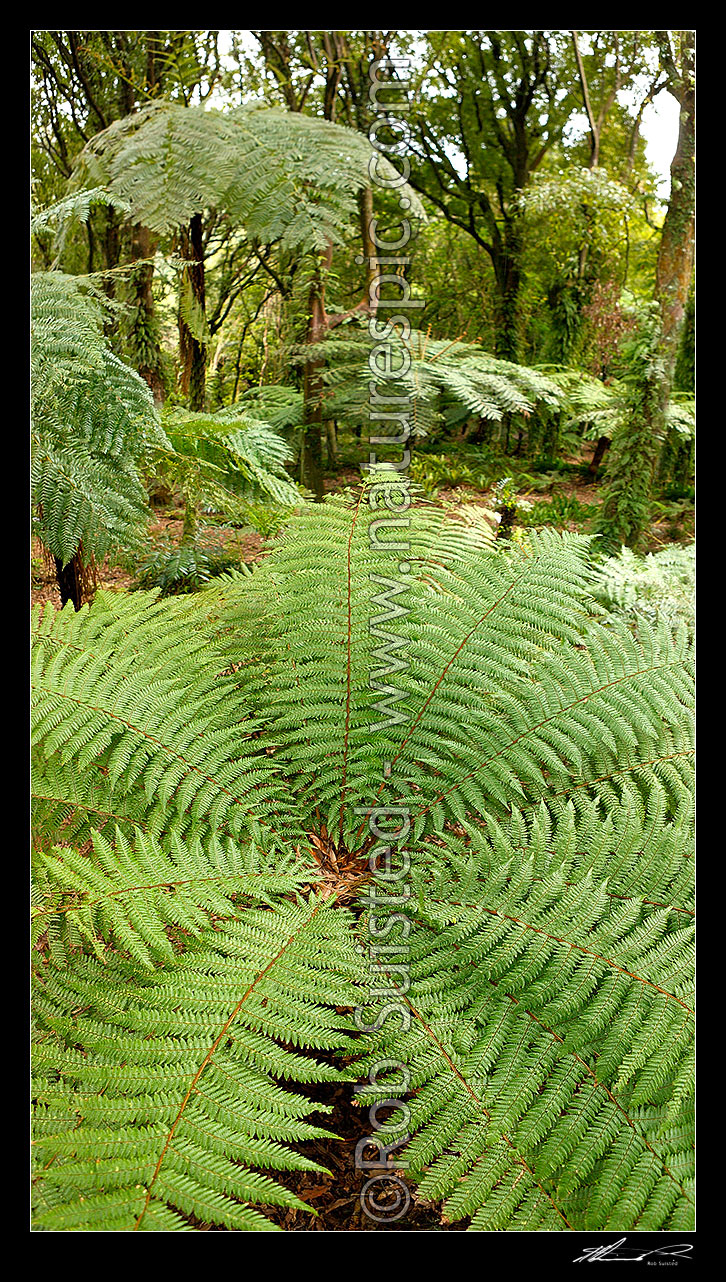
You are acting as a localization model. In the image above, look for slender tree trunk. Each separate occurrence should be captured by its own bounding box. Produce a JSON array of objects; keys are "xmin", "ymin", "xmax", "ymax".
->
[
  {"xmin": 358, "ymin": 185, "xmax": 379, "ymax": 313},
  {"xmin": 181, "ymin": 497, "xmax": 198, "ymax": 546},
  {"xmin": 326, "ymin": 420, "xmax": 339, "ymax": 467},
  {"xmin": 178, "ymin": 214, "xmax": 208, "ymax": 539},
  {"xmin": 301, "ymin": 289, "xmax": 326, "ymax": 501},
  {"xmin": 301, "ymin": 246, "xmax": 332, "ymax": 502},
  {"xmin": 179, "ymin": 213, "xmax": 207, "ymax": 412},
  {"xmin": 493, "ymin": 232, "xmax": 523, "ymax": 363},
  {"xmin": 129, "ymin": 223, "xmax": 165, "ymax": 406},
  {"xmin": 589, "ymin": 434, "xmax": 611, "ymax": 479}
]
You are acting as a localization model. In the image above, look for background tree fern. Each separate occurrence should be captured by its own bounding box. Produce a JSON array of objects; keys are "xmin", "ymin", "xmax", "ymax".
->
[
  {"xmin": 31, "ymin": 266, "xmax": 168, "ymax": 606},
  {"xmin": 32, "ymin": 482, "xmax": 694, "ymax": 1231}
]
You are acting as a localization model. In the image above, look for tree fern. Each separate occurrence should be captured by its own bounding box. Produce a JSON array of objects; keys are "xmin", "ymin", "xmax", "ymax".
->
[
  {"xmin": 32, "ymin": 482, "xmax": 694, "ymax": 1231},
  {"xmin": 73, "ymin": 101, "xmax": 424, "ymax": 249},
  {"xmin": 157, "ymin": 404, "xmax": 302, "ymax": 514},
  {"xmin": 31, "ymin": 269, "xmax": 167, "ymax": 572},
  {"xmin": 303, "ymin": 326, "xmax": 563, "ymax": 441},
  {"xmin": 545, "ymin": 365, "xmax": 695, "ymax": 448}
]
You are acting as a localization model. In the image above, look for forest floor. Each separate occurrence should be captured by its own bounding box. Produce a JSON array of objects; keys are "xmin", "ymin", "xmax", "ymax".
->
[
  {"xmin": 254, "ymin": 1072, "xmax": 467, "ymax": 1232},
  {"xmin": 30, "ymin": 442, "xmax": 694, "ymax": 612}
]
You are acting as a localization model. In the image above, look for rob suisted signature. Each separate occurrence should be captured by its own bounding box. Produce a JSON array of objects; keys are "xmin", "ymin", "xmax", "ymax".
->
[{"xmin": 573, "ymin": 1238, "xmax": 693, "ymax": 1263}]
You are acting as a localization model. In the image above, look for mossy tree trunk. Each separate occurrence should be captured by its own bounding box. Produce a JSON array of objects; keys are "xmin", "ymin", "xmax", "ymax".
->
[
  {"xmin": 653, "ymin": 37, "xmax": 695, "ymax": 387},
  {"xmin": 598, "ymin": 32, "xmax": 694, "ymax": 549}
]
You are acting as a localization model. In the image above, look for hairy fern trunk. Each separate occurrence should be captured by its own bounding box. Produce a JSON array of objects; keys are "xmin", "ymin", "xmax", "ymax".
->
[{"xmin": 53, "ymin": 553, "xmax": 83, "ymax": 611}]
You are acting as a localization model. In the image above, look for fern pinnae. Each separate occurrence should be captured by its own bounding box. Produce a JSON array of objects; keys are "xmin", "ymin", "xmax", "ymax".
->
[{"xmin": 33, "ymin": 486, "xmax": 693, "ymax": 1231}]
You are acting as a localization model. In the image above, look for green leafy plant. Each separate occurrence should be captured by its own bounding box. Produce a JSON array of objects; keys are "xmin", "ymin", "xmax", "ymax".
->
[
  {"xmin": 31, "ymin": 267, "xmax": 167, "ymax": 606},
  {"xmin": 31, "ymin": 486, "xmax": 693, "ymax": 1232},
  {"xmin": 129, "ymin": 537, "xmax": 241, "ymax": 597},
  {"xmin": 75, "ymin": 101, "xmax": 421, "ymax": 249},
  {"xmin": 521, "ymin": 492, "xmax": 600, "ymax": 530},
  {"xmin": 235, "ymin": 503, "xmax": 292, "ymax": 540},
  {"xmin": 489, "ymin": 476, "xmax": 524, "ymax": 538},
  {"xmin": 594, "ymin": 543, "xmax": 695, "ymax": 638},
  {"xmin": 154, "ymin": 403, "xmax": 302, "ymax": 541},
  {"xmin": 316, "ymin": 327, "xmax": 563, "ymax": 442},
  {"xmin": 409, "ymin": 452, "xmax": 490, "ymax": 497}
]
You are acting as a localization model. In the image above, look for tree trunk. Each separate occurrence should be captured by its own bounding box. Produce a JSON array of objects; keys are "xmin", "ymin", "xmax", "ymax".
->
[
  {"xmin": 634, "ymin": 36, "xmax": 695, "ymax": 517},
  {"xmin": 301, "ymin": 249, "xmax": 330, "ymax": 502},
  {"xmin": 589, "ymin": 435, "xmax": 611, "ymax": 479},
  {"xmin": 325, "ymin": 420, "xmax": 339, "ymax": 467},
  {"xmin": 358, "ymin": 185, "xmax": 379, "ymax": 314},
  {"xmin": 493, "ymin": 219, "xmax": 523, "ymax": 362},
  {"xmin": 177, "ymin": 213, "xmax": 208, "ymax": 540},
  {"xmin": 597, "ymin": 33, "xmax": 695, "ymax": 550},
  {"xmin": 179, "ymin": 213, "xmax": 207, "ymax": 412},
  {"xmin": 301, "ymin": 327, "xmax": 325, "ymax": 502},
  {"xmin": 54, "ymin": 554, "xmax": 83, "ymax": 611},
  {"xmin": 129, "ymin": 223, "xmax": 165, "ymax": 406}
]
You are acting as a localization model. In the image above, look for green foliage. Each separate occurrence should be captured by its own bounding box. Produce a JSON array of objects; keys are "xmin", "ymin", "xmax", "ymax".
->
[
  {"xmin": 595, "ymin": 306, "xmax": 667, "ymax": 550},
  {"xmin": 31, "ymin": 269, "xmax": 167, "ymax": 568},
  {"xmin": 31, "ymin": 186, "xmax": 131, "ymax": 254},
  {"xmin": 594, "ymin": 543, "xmax": 695, "ymax": 638},
  {"xmin": 521, "ymin": 492, "xmax": 600, "ymax": 530},
  {"xmin": 546, "ymin": 365, "xmax": 695, "ymax": 451},
  {"xmin": 32, "ymin": 488, "xmax": 693, "ymax": 1231},
  {"xmin": 130, "ymin": 537, "xmax": 240, "ymax": 596},
  {"xmin": 157, "ymin": 404, "xmax": 303, "ymax": 514},
  {"xmin": 315, "ymin": 327, "xmax": 562, "ymax": 440},
  {"xmin": 74, "ymin": 100, "xmax": 424, "ymax": 249},
  {"xmin": 235, "ymin": 503, "xmax": 291, "ymax": 540},
  {"xmin": 236, "ymin": 385, "xmax": 305, "ymax": 435},
  {"xmin": 409, "ymin": 452, "xmax": 490, "ymax": 497}
]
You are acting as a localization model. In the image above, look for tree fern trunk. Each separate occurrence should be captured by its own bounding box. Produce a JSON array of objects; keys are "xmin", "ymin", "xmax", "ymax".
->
[
  {"xmin": 179, "ymin": 213, "xmax": 207, "ymax": 538},
  {"xmin": 54, "ymin": 553, "xmax": 83, "ymax": 611},
  {"xmin": 325, "ymin": 420, "xmax": 338, "ymax": 468},
  {"xmin": 179, "ymin": 213, "xmax": 207, "ymax": 413},
  {"xmin": 181, "ymin": 497, "xmax": 198, "ymax": 547},
  {"xmin": 589, "ymin": 434, "xmax": 611, "ymax": 479}
]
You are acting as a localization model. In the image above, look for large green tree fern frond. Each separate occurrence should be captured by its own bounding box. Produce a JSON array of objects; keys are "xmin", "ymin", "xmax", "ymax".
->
[
  {"xmin": 33, "ymin": 897, "xmax": 361, "ymax": 1232},
  {"xmin": 157, "ymin": 405, "xmax": 302, "ymax": 514},
  {"xmin": 72, "ymin": 101, "xmax": 425, "ymax": 249},
  {"xmin": 32, "ymin": 483, "xmax": 693, "ymax": 1231},
  {"xmin": 301, "ymin": 325, "xmax": 563, "ymax": 439}
]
